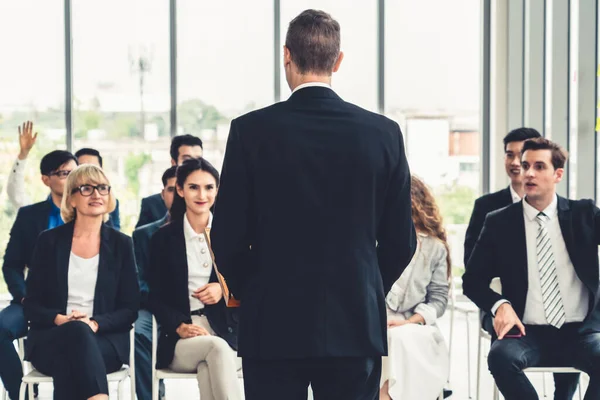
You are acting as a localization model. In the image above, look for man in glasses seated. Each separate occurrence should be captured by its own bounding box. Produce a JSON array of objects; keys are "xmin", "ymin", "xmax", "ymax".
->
[{"xmin": 0, "ymin": 150, "xmax": 78, "ymax": 400}]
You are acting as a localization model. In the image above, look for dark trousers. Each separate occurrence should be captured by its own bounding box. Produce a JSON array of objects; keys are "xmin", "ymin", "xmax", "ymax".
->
[
  {"xmin": 487, "ymin": 323, "xmax": 600, "ymax": 400},
  {"xmin": 28, "ymin": 321, "xmax": 122, "ymax": 400},
  {"xmin": 242, "ymin": 356, "xmax": 381, "ymax": 400},
  {"xmin": 134, "ymin": 309, "xmax": 164, "ymax": 400},
  {"xmin": 482, "ymin": 314, "xmax": 580, "ymax": 400},
  {"xmin": 0, "ymin": 303, "xmax": 27, "ymax": 399}
]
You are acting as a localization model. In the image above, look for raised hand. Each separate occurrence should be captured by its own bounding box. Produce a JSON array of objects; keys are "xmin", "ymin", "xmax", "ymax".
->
[{"xmin": 18, "ymin": 121, "xmax": 38, "ymax": 160}]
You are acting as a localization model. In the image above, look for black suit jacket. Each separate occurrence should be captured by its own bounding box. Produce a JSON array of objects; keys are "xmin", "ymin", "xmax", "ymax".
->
[
  {"xmin": 2, "ymin": 200, "xmax": 53, "ymax": 304},
  {"xmin": 464, "ymin": 186, "xmax": 512, "ymax": 266},
  {"xmin": 210, "ymin": 86, "xmax": 416, "ymax": 359},
  {"xmin": 136, "ymin": 193, "xmax": 167, "ymax": 228},
  {"xmin": 132, "ymin": 214, "xmax": 168, "ymax": 307},
  {"xmin": 147, "ymin": 217, "xmax": 238, "ymax": 369},
  {"xmin": 462, "ymin": 196, "xmax": 600, "ymax": 333},
  {"xmin": 23, "ymin": 222, "xmax": 140, "ymax": 364}
]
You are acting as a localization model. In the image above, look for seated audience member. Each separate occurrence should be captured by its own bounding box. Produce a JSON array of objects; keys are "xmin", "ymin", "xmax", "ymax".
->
[
  {"xmin": 7, "ymin": 121, "xmax": 120, "ymax": 229},
  {"xmin": 148, "ymin": 158, "xmax": 241, "ymax": 400},
  {"xmin": 132, "ymin": 166, "xmax": 177, "ymax": 400},
  {"xmin": 23, "ymin": 164, "xmax": 139, "ymax": 400},
  {"xmin": 74, "ymin": 148, "xmax": 120, "ymax": 230},
  {"xmin": 0, "ymin": 150, "xmax": 77, "ymax": 400},
  {"xmin": 136, "ymin": 134, "xmax": 203, "ymax": 228},
  {"xmin": 380, "ymin": 176, "xmax": 450, "ymax": 400},
  {"xmin": 462, "ymin": 138, "xmax": 600, "ymax": 400},
  {"xmin": 464, "ymin": 127, "xmax": 579, "ymax": 398}
]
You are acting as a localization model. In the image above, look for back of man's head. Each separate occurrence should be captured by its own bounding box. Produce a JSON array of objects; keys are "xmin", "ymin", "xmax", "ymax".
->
[
  {"xmin": 285, "ymin": 9, "xmax": 341, "ymax": 75},
  {"xmin": 170, "ymin": 134, "xmax": 203, "ymax": 163},
  {"xmin": 40, "ymin": 150, "xmax": 78, "ymax": 175},
  {"xmin": 503, "ymin": 127, "xmax": 542, "ymax": 151},
  {"xmin": 74, "ymin": 147, "xmax": 103, "ymax": 167},
  {"xmin": 162, "ymin": 166, "xmax": 178, "ymax": 187}
]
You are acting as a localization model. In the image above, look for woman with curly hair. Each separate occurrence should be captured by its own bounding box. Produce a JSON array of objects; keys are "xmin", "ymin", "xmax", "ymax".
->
[{"xmin": 379, "ymin": 175, "xmax": 451, "ymax": 400}]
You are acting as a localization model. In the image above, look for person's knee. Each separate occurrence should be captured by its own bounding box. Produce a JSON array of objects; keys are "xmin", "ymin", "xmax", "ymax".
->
[
  {"xmin": 62, "ymin": 321, "xmax": 96, "ymax": 345},
  {"xmin": 487, "ymin": 343, "xmax": 524, "ymax": 376},
  {"xmin": 209, "ymin": 338, "xmax": 234, "ymax": 358}
]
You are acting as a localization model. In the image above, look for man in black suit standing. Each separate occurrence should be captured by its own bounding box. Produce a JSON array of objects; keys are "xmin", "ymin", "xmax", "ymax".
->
[
  {"xmin": 464, "ymin": 128, "xmax": 580, "ymax": 398},
  {"xmin": 211, "ymin": 9, "xmax": 416, "ymax": 400},
  {"xmin": 463, "ymin": 138, "xmax": 600, "ymax": 400},
  {"xmin": 135, "ymin": 134, "xmax": 203, "ymax": 228}
]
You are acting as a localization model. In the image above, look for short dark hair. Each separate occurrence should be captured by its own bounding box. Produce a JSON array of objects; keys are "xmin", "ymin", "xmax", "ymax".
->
[
  {"xmin": 170, "ymin": 134, "xmax": 203, "ymax": 162},
  {"xmin": 170, "ymin": 158, "xmax": 220, "ymax": 223},
  {"xmin": 40, "ymin": 150, "xmax": 78, "ymax": 176},
  {"xmin": 503, "ymin": 127, "xmax": 542, "ymax": 151},
  {"xmin": 161, "ymin": 166, "xmax": 178, "ymax": 187},
  {"xmin": 521, "ymin": 137, "xmax": 568, "ymax": 169},
  {"xmin": 285, "ymin": 9, "xmax": 341, "ymax": 75},
  {"xmin": 74, "ymin": 148, "xmax": 103, "ymax": 167}
]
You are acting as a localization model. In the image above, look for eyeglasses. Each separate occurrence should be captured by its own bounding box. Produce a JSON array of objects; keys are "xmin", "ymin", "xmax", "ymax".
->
[
  {"xmin": 71, "ymin": 184, "xmax": 111, "ymax": 197},
  {"xmin": 48, "ymin": 170, "xmax": 72, "ymax": 179}
]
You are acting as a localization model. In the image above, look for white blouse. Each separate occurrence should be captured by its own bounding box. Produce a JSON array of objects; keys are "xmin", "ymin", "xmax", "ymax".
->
[
  {"xmin": 66, "ymin": 252, "xmax": 99, "ymax": 317},
  {"xmin": 183, "ymin": 213, "xmax": 214, "ymax": 311}
]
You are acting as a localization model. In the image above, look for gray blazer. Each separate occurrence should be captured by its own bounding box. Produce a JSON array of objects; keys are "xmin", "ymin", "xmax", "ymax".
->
[{"xmin": 386, "ymin": 233, "xmax": 449, "ymax": 325}]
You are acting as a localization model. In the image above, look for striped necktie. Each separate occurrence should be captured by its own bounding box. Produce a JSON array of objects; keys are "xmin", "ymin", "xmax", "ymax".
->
[{"xmin": 536, "ymin": 212, "xmax": 566, "ymax": 329}]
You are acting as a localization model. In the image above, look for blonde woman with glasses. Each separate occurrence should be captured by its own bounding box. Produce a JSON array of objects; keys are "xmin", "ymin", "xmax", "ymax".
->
[{"xmin": 23, "ymin": 164, "xmax": 139, "ymax": 400}]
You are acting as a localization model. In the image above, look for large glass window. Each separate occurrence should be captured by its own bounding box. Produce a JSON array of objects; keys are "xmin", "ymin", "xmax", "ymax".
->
[
  {"xmin": 385, "ymin": 0, "xmax": 481, "ymax": 276},
  {"xmin": 0, "ymin": 1, "xmax": 65, "ymax": 295},
  {"xmin": 280, "ymin": 1, "xmax": 378, "ymax": 111},
  {"xmin": 72, "ymin": 0, "xmax": 171, "ymax": 234},
  {"xmin": 178, "ymin": 0, "xmax": 274, "ymax": 170}
]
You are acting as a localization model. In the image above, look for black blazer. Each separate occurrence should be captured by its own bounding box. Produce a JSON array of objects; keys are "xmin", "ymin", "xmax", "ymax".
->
[
  {"xmin": 462, "ymin": 196, "xmax": 600, "ymax": 333},
  {"xmin": 136, "ymin": 193, "xmax": 167, "ymax": 228},
  {"xmin": 132, "ymin": 215, "xmax": 167, "ymax": 307},
  {"xmin": 210, "ymin": 87, "xmax": 416, "ymax": 359},
  {"xmin": 23, "ymin": 222, "xmax": 140, "ymax": 364},
  {"xmin": 2, "ymin": 200, "xmax": 53, "ymax": 304},
  {"xmin": 147, "ymin": 217, "xmax": 238, "ymax": 369},
  {"xmin": 464, "ymin": 186, "xmax": 512, "ymax": 266}
]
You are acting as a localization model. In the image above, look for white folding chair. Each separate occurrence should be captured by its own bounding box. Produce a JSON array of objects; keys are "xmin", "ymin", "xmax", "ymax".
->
[
  {"xmin": 18, "ymin": 327, "xmax": 135, "ymax": 400},
  {"xmin": 447, "ymin": 275, "xmax": 479, "ymax": 398}
]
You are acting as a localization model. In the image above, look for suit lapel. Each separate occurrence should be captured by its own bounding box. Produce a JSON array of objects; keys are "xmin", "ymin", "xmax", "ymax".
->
[
  {"xmin": 508, "ymin": 202, "xmax": 529, "ymax": 286},
  {"xmin": 37, "ymin": 200, "xmax": 52, "ymax": 234},
  {"xmin": 171, "ymin": 219, "xmax": 191, "ymax": 315},
  {"xmin": 93, "ymin": 224, "xmax": 113, "ymax": 314},
  {"xmin": 501, "ymin": 186, "xmax": 513, "ymax": 207},
  {"xmin": 56, "ymin": 223, "xmax": 75, "ymax": 308}
]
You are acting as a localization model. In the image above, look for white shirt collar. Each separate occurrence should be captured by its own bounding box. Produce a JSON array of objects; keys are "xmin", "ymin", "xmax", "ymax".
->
[
  {"xmin": 292, "ymin": 82, "xmax": 332, "ymax": 94},
  {"xmin": 183, "ymin": 212, "xmax": 213, "ymax": 241},
  {"xmin": 509, "ymin": 185, "xmax": 522, "ymax": 203},
  {"xmin": 523, "ymin": 194, "xmax": 558, "ymax": 222}
]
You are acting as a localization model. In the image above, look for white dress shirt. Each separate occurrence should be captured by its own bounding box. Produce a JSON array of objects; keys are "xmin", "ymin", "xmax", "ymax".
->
[
  {"xmin": 291, "ymin": 82, "xmax": 332, "ymax": 94},
  {"xmin": 521, "ymin": 197, "xmax": 588, "ymax": 324},
  {"xmin": 183, "ymin": 212, "xmax": 214, "ymax": 311},
  {"xmin": 509, "ymin": 184, "xmax": 522, "ymax": 204},
  {"xmin": 66, "ymin": 252, "xmax": 99, "ymax": 317}
]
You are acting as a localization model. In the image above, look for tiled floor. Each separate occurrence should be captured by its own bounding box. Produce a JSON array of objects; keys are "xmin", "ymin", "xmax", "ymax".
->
[{"xmin": 5, "ymin": 300, "xmax": 590, "ymax": 400}]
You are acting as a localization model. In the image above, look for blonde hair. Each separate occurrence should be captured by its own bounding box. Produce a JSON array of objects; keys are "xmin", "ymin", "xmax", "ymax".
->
[{"xmin": 61, "ymin": 164, "xmax": 116, "ymax": 223}]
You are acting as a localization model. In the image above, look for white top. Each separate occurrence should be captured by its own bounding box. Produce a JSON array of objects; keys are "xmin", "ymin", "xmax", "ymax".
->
[
  {"xmin": 183, "ymin": 212, "xmax": 214, "ymax": 311},
  {"xmin": 66, "ymin": 252, "xmax": 99, "ymax": 318},
  {"xmin": 521, "ymin": 196, "xmax": 588, "ymax": 324},
  {"xmin": 292, "ymin": 81, "xmax": 332, "ymax": 94},
  {"xmin": 7, "ymin": 157, "xmax": 30, "ymax": 209},
  {"xmin": 509, "ymin": 184, "xmax": 522, "ymax": 204}
]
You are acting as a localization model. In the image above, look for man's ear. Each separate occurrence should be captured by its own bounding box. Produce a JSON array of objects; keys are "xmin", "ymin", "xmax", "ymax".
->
[{"xmin": 41, "ymin": 175, "xmax": 51, "ymax": 188}]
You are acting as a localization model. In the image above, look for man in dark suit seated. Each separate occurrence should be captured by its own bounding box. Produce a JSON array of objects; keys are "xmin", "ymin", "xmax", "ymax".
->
[
  {"xmin": 131, "ymin": 166, "xmax": 176, "ymax": 400},
  {"xmin": 0, "ymin": 150, "xmax": 77, "ymax": 400},
  {"xmin": 464, "ymin": 128, "xmax": 580, "ymax": 398},
  {"xmin": 135, "ymin": 135, "xmax": 203, "ymax": 228},
  {"xmin": 463, "ymin": 138, "xmax": 600, "ymax": 400},
  {"xmin": 211, "ymin": 9, "xmax": 416, "ymax": 400}
]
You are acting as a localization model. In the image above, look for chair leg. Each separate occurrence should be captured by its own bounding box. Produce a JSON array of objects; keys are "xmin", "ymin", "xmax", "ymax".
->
[
  {"xmin": 152, "ymin": 376, "xmax": 159, "ymax": 400},
  {"xmin": 578, "ymin": 376, "xmax": 583, "ymax": 400},
  {"xmin": 438, "ymin": 389, "xmax": 444, "ymax": 400},
  {"xmin": 466, "ymin": 312, "xmax": 472, "ymax": 399},
  {"xmin": 27, "ymin": 383, "xmax": 34, "ymax": 400},
  {"xmin": 476, "ymin": 330, "xmax": 483, "ymax": 400},
  {"xmin": 18, "ymin": 382, "xmax": 26, "ymax": 400},
  {"xmin": 493, "ymin": 382, "xmax": 500, "ymax": 400},
  {"xmin": 448, "ymin": 305, "xmax": 454, "ymax": 383},
  {"xmin": 542, "ymin": 372, "xmax": 547, "ymax": 397},
  {"xmin": 118, "ymin": 379, "xmax": 124, "ymax": 400}
]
